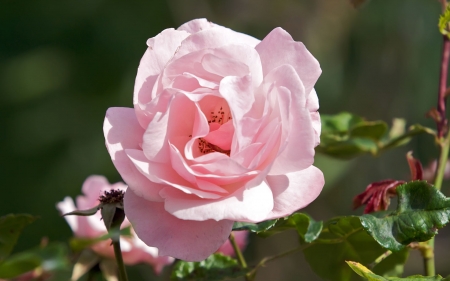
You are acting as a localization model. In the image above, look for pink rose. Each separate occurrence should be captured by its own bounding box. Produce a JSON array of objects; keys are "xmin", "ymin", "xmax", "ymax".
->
[
  {"xmin": 216, "ymin": 231, "xmax": 248, "ymax": 257},
  {"xmin": 56, "ymin": 176, "xmax": 173, "ymax": 274},
  {"xmin": 104, "ymin": 18, "xmax": 324, "ymax": 261}
]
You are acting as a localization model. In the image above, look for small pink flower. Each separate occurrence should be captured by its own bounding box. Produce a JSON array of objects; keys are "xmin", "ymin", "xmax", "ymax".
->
[
  {"xmin": 104, "ymin": 18, "xmax": 324, "ymax": 261},
  {"xmin": 216, "ymin": 231, "xmax": 249, "ymax": 257},
  {"xmin": 56, "ymin": 175, "xmax": 173, "ymax": 274}
]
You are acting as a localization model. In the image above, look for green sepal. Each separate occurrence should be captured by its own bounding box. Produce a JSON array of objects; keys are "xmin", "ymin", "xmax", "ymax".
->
[
  {"xmin": 256, "ymin": 213, "xmax": 322, "ymax": 243},
  {"xmin": 360, "ymin": 181, "xmax": 450, "ymax": 251},
  {"xmin": 170, "ymin": 253, "xmax": 250, "ymax": 281},
  {"xmin": 347, "ymin": 261, "xmax": 448, "ymax": 280},
  {"xmin": 0, "ymin": 214, "xmax": 37, "ymax": 263},
  {"xmin": 62, "ymin": 205, "xmax": 101, "ymax": 217}
]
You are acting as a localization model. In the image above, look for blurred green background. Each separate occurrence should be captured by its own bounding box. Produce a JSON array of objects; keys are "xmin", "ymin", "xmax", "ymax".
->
[{"xmin": 1, "ymin": 0, "xmax": 448, "ymax": 280}]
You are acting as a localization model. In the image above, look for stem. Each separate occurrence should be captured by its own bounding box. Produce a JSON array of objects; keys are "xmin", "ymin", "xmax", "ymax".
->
[
  {"xmin": 112, "ymin": 240, "xmax": 129, "ymax": 281},
  {"xmin": 434, "ymin": 134, "xmax": 450, "ymax": 190},
  {"xmin": 437, "ymin": 31, "xmax": 450, "ymax": 138},
  {"xmin": 229, "ymin": 232, "xmax": 248, "ymax": 269},
  {"xmin": 368, "ymin": 250, "xmax": 392, "ymax": 269},
  {"xmin": 229, "ymin": 232, "xmax": 251, "ymax": 281}
]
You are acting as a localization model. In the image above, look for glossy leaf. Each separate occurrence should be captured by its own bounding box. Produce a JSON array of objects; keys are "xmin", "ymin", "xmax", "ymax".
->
[
  {"xmin": 0, "ymin": 242, "xmax": 69, "ymax": 279},
  {"xmin": 360, "ymin": 181, "xmax": 450, "ymax": 251},
  {"xmin": 170, "ymin": 253, "xmax": 250, "ymax": 281},
  {"xmin": 347, "ymin": 261, "xmax": 448, "ymax": 280},
  {"xmin": 302, "ymin": 216, "xmax": 387, "ymax": 281},
  {"xmin": 0, "ymin": 214, "xmax": 37, "ymax": 263},
  {"xmin": 232, "ymin": 220, "xmax": 278, "ymax": 233},
  {"xmin": 318, "ymin": 112, "xmax": 434, "ymax": 159},
  {"xmin": 256, "ymin": 213, "xmax": 322, "ymax": 243}
]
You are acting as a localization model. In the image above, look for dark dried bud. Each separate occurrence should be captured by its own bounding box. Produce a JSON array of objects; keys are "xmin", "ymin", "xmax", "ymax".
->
[{"xmin": 99, "ymin": 189, "xmax": 125, "ymax": 207}]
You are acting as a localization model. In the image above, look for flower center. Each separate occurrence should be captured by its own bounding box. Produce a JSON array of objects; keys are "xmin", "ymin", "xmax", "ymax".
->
[{"xmin": 198, "ymin": 138, "xmax": 231, "ymax": 156}]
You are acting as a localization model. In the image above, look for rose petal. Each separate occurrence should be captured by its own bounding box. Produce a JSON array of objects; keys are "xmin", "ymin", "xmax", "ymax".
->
[
  {"xmin": 265, "ymin": 166, "xmax": 324, "ymax": 219},
  {"xmin": 124, "ymin": 188, "xmax": 234, "ymax": 261},
  {"xmin": 256, "ymin": 27, "xmax": 321, "ymax": 96},
  {"xmin": 174, "ymin": 27, "xmax": 260, "ymax": 60},
  {"xmin": 307, "ymin": 89, "xmax": 321, "ymax": 146},
  {"xmin": 160, "ymin": 173, "xmax": 274, "ymax": 222},
  {"xmin": 177, "ymin": 18, "xmax": 216, "ymax": 34},
  {"xmin": 134, "ymin": 29, "xmax": 190, "ymax": 127},
  {"xmin": 104, "ymin": 108, "xmax": 164, "ymax": 201}
]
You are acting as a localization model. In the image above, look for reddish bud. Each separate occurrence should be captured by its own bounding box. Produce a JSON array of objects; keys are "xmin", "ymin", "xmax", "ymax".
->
[{"xmin": 353, "ymin": 180, "xmax": 405, "ymax": 214}]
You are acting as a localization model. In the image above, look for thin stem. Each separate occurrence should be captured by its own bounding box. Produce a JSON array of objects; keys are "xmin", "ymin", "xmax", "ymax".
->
[
  {"xmin": 437, "ymin": 36, "xmax": 450, "ymax": 138},
  {"xmin": 368, "ymin": 250, "xmax": 392, "ymax": 269},
  {"xmin": 229, "ymin": 232, "xmax": 248, "ymax": 269},
  {"xmin": 434, "ymin": 134, "xmax": 450, "ymax": 190},
  {"xmin": 112, "ymin": 240, "xmax": 129, "ymax": 281}
]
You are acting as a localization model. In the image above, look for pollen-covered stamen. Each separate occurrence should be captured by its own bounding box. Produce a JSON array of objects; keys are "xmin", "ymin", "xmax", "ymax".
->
[
  {"xmin": 198, "ymin": 138, "xmax": 231, "ymax": 156},
  {"xmin": 208, "ymin": 101, "xmax": 232, "ymax": 125}
]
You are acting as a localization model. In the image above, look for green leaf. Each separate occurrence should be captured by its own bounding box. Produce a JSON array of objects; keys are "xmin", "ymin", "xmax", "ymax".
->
[
  {"xmin": 256, "ymin": 213, "xmax": 322, "ymax": 243},
  {"xmin": 439, "ymin": 5, "xmax": 450, "ymax": 38},
  {"xmin": 347, "ymin": 261, "xmax": 446, "ymax": 281},
  {"xmin": 0, "ymin": 214, "xmax": 37, "ymax": 263},
  {"xmin": 318, "ymin": 112, "xmax": 434, "ymax": 159},
  {"xmin": 70, "ymin": 227, "xmax": 131, "ymax": 252},
  {"xmin": 170, "ymin": 253, "xmax": 250, "ymax": 281},
  {"xmin": 0, "ymin": 242, "xmax": 69, "ymax": 279},
  {"xmin": 360, "ymin": 181, "xmax": 450, "ymax": 251},
  {"xmin": 232, "ymin": 220, "xmax": 278, "ymax": 233},
  {"xmin": 302, "ymin": 216, "xmax": 386, "ymax": 281}
]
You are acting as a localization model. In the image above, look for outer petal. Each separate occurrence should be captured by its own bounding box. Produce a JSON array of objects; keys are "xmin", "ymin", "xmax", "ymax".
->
[
  {"xmin": 173, "ymin": 27, "xmax": 260, "ymax": 60},
  {"xmin": 307, "ymin": 89, "xmax": 321, "ymax": 146},
  {"xmin": 255, "ymin": 27, "xmax": 321, "ymax": 95},
  {"xmin": 265, "ymin": 166, "xmax": 324, "ymax": 220},
  {"xmin": 177, "ymin": 18, "xmax": 216, "ymax": 34},
  {"xmin": 160, "ymin": 172, "xmax": 274, "ymax": 222},
  {"xmin": 124, "ymin": 189, "xmax": 234, "ymax": 261},
  {"xmin": 134, "ymin": 29, "xmax": 190, "ymax": 127},
  {"xmin": 104, "ymin": 107, "xmax": 163, "ymax": 201},
  {"xmin": 263, "ymin": 64, "xmax": 315, "ymax": 175}
]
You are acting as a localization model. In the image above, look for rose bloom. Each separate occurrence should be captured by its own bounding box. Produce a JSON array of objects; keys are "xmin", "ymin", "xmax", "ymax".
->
[
  {"xmin": 104, "ymin": 18, "xmax": 324, "ymax": 261},
  {"xmin": 56, "ymin": 175, "xmax": 174, "ymax": 274}
]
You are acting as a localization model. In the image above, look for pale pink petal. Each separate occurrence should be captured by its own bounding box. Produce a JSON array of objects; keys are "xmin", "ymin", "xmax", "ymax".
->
[
  {"xmin": 265, "ymin": 166, "xmax": 324, "ymax": 220},
  {"xmin": 174, "ymin": 27, "xmax": 260, "ymax": 60},
  {"xmin": 219, "ymin": 75, "xmax": 255, "ymax": 152},
  {"xmin": 177, "ymin": 18, "xmax": 216, "ymax": 34},
  {"xmin": 203, "ymin": 121, "xmax": 234, "ymax": 150},
  {"xmin": 124, "ymin": 188, "xmax": 234, "ymax": 261},
  {"xmin": 104, "ymin": 107, "xmax": 163, "ymax": 202},
  {"xmin": 264, "ymin": 65, "xmax": 316, "ymax": 175},
  {"xmin": 307, "ymin": 89, "xmax": 321, "ymax": 146},
  {"xmin": 127, "ymin": 149, "xmax": 221, "ymax": 199},
  {"xmin": 255, "ymin": 27, "xmax": 321, "ymax": 95},
  {"xmin": 142, "ymin": 94, "xmax": 195, "ymax": 163},
  {"xmin": 160, "ymin": 174, "xmax": 274, "ymax": 222},
  {"xmin": 134, "ymin": 29, "xmax": 190, "ymax": 127},
  {"xmin": 201, "ymin": 53, "xmax": 249, "ymax": 78}
]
